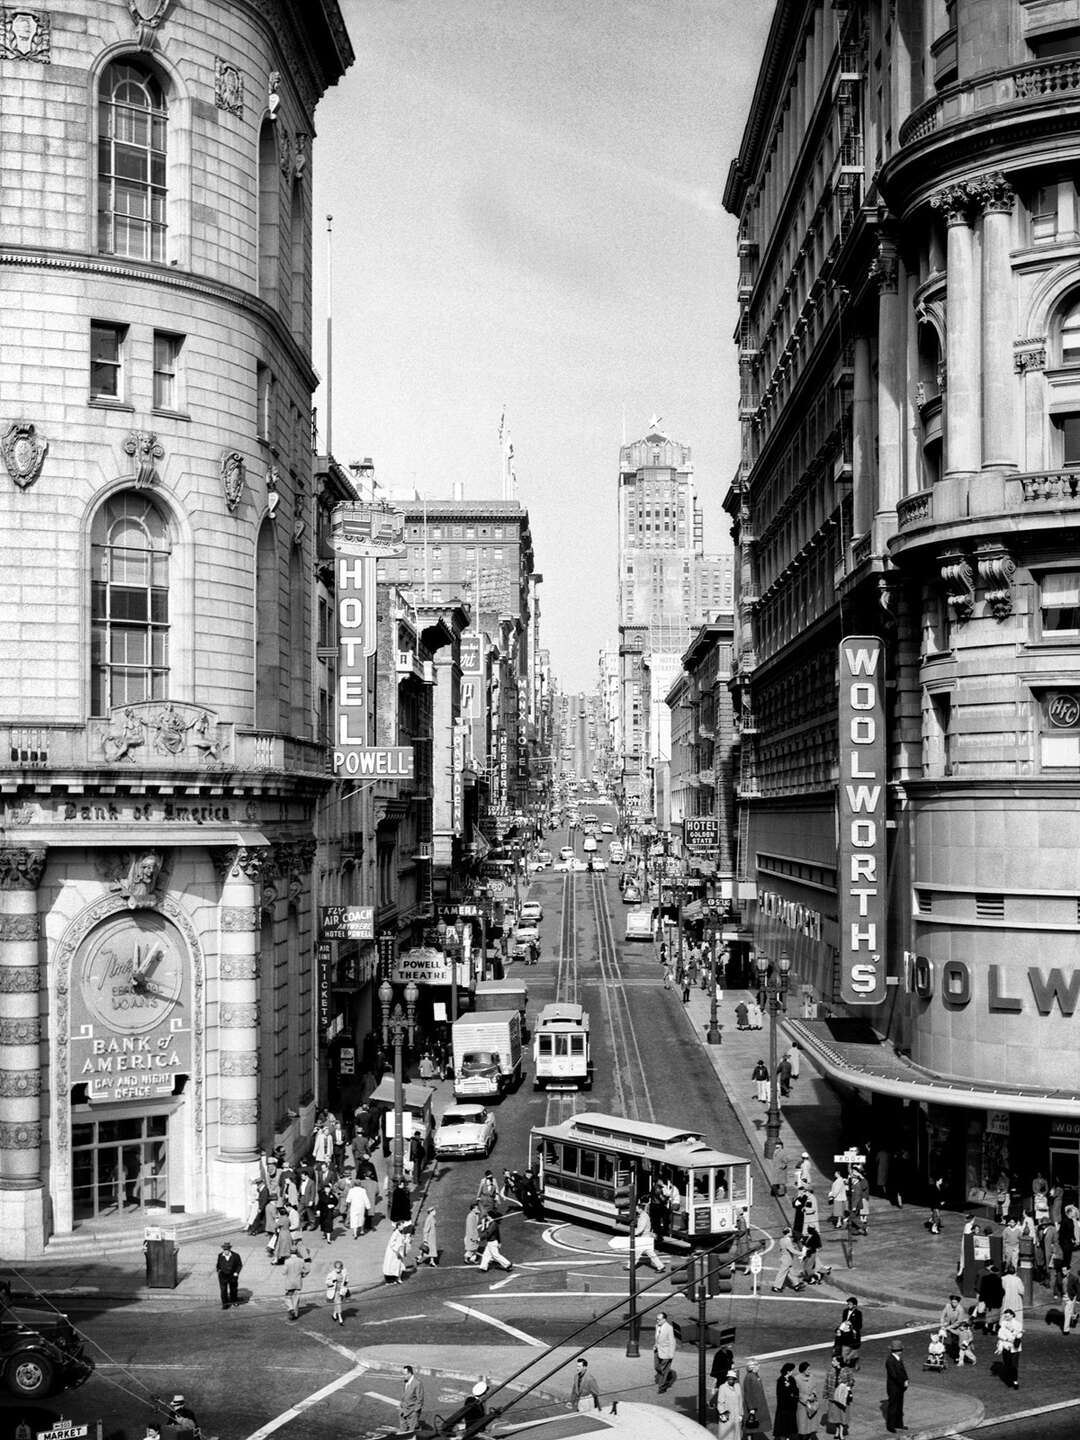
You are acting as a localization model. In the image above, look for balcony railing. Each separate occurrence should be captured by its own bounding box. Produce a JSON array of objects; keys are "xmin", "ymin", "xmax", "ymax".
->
[
  {"xmin": 899, "ymin": 56, "xmax": 1080, "ymax": 148},
  {"xmin": 896, "ymin": 491, "xmax": 932, "ymax": 529}
]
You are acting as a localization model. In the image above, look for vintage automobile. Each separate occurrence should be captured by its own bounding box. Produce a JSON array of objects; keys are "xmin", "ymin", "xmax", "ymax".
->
[
  {"xmin": 559, "ymin": 846, "xmax": 575, "ymax": 860},
  {"xmin": 433, "ymin": 1103, "xmax": 497, "ymax": 1158},
  {"xmin": 590, "ymin": 857, "xmax": 609, "ymax": 872},
  {"xmin": 622, "ymin": 884, "xmax": 641, "ymax": 904},
  {"xmin": 514, "ymin": 923, "xmax": 540, "ymax": 948},
  {"xmin": 0, "ymin": 1283, "xmax": 94, "ymax": 1399},
  {"xmin": 519, "ymin": 900, "xmax": 543, "ymax": 923}
]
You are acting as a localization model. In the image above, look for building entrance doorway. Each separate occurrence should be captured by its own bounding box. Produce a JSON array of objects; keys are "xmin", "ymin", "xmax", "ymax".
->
[
  {"xmin": 1050, "ymin": 1144, "xmax": 1080, "ymax": 1209},
  {"xmin": 71, "ymin": 1110, "xmax": 169, "ymax": 1222}
]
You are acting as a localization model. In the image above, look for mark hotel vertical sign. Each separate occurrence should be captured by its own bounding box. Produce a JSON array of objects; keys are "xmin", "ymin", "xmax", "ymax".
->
[
  {"xmin": 838, "ymin": 637, "xmax": 887, "ymax": 1004},
  {"xmin": 332, "ymin": 503, "xmax": 413, "ymax": 779}
]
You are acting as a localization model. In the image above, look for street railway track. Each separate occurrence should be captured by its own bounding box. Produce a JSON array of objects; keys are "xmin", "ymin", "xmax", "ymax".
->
[{"xmin": 588, "ymin": 869, "xmax": 656, "ymax": 1125}]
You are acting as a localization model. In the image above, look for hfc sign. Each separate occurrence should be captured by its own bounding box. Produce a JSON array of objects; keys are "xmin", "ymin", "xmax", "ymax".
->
[{"xmin": 837, "ymin": 638, "xmax": 887, "ymax": 1005}]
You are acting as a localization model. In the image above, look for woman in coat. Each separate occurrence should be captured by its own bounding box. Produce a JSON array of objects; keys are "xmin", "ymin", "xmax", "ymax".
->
[
  {"xmin": 774, "ymin": 1363, "xmax": 800, "ymax": 1440},
  {"xmin": 822, "ymin": 1357, "xmax": 854, "ymax": 1438},
  {"xmin": 752, "ymin": 1059, "xmax": 770, "ymax": 1104},
  {"xmin": 828, "ymin": 1173, "xmax": 848, "ymax": 1228},
  {"xmin": 317, "ymin": 1184, "xmax": 338, "ymax": 1244},
  {"xmin": 270, "ymin": 1205, "xmax": 293, "ymax": 1263},
  {"xmin": 740, "ymin": 1358, "xmax": 770, "ymax": 1440},
  {"xmin": 795, "ymin": 1361, "xmax": 819, "ymax": 1439},
  {"xmin": 714, "ymin": 1371, "xmax": 744, "ymax": 1440},
  {"xmin": 382, "ymin": 1221, "xmax": 409, "ymax": 1284}
]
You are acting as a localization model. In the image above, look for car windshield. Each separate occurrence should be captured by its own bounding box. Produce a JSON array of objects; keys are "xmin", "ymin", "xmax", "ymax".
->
[
  {"xmin": 462, "ymin": 1052, "xmax": 497, "ymax": 1068},
  {"xmin": 442, "ymin": 1113, "xmax": 478, "ymax": 1127}
]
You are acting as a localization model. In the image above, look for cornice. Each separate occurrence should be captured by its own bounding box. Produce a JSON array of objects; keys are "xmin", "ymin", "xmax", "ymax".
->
[
  {"xmin": 236, "ymin": 0, "xmax": 354, "ymax": 121},
  {"xmin": 0, "ymin": 248, "xmax": 318, "ymax": 391}
]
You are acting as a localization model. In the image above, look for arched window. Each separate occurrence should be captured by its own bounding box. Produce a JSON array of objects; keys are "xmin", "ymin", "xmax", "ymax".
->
[
  {"xmin": 91, "ymin": 493, "xmax": 171, "ymax": 715},
  {"xmin": 98, "ymin": 60, "xmax": 168, "ymax": 262},
  {"xmin": 258, "ymin": 120, "xmax": 280, "ymax": 302},
  {"xmin": 255, "ymin": 519, "xmax": 279, "ymax": 730},
  {"xmin": 1059, "ymin": 296, "xmax": 1080, "ymax": 366}
]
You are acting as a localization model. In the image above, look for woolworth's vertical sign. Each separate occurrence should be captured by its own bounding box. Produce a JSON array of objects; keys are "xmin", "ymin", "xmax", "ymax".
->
[{"xmin": 838, "ymin": 637, "xmax": 887, "ymax": 1005}]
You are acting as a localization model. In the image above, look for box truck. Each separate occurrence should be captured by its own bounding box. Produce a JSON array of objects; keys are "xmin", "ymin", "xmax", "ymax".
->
[{"xmin": 452, "ymin": 1010, "xmax": 523, "ymax": 1100}]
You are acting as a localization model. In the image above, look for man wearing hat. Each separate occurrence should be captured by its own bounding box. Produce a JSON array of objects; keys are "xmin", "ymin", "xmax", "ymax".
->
[
  {"xmin": 165, "ymin": 1394, "xmax": 199, "ymax": 1433},
  {"xmin": 215, "ymin": 1239, "xmax": 243, "ymax": 1310},
  {"xmin": 885, "ymin": 1339, "xmax": 908, "ymax": 1432},
  {"xmin": 793, "ymin": 1152, "xmax": 812, "ymax": 1191}
]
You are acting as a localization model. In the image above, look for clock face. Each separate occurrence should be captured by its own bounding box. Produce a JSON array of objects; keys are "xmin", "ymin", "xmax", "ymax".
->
[{"xmin": 80, "ymin": 915, "xmax": 185, "ymax": 1034}]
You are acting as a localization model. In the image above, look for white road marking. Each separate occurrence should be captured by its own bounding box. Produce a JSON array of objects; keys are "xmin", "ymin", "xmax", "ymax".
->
[
  {"xmin": 444, "ymin": 1300, "xmax": 545, "ymax": 1347},
  {"xmin": 300, "ymin": 1328, "xmax": 363, "ymax": 1363},
  {"xmin": 753, "ymin": 1320, "xmax": 946, "ymax": 1362},
  {"xmin": 363, "ymin": 1390, "xmax": 398, "ymax": 1407},
  {"xmin": 465, "ymin": 1288, "xmax": 840, "ymax": 1304},
  {"xmin": 522, "ymin": 1258, "xmax": 617, "ymax": 1267},
  {"xmin": 362, "ymin": 1313, "xmax": 428, "ymax": 1324},
  {"xmin": 965, "ymin": 1397, "xmax": 1080, "ymax": 1430},
  {"xmin": 243, "ymin": 1364, "xmax": 369, "ymax": 1439},
  {"xmin": 489, "ymin": 1272, "xmax": 519, "ymax": 1290}
]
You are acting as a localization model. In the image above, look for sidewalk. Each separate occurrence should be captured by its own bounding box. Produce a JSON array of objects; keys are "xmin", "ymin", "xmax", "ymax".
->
[{"xmin": 676, "ymin": 974, "xmax": 972, "ymax": 1314}]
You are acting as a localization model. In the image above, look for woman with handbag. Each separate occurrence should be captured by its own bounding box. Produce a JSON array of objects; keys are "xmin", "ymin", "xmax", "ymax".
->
[
  {"xmin": 740, "ymin": 1358, "xmax": 770, "ymax": 1439},
  {"xmin": 714, "ymin": 1370, "xmax": 744, "ymax": 1440},
  {"xmin": 822, "ymin": 1357, "xmax": 854, "ymax": 1438},
  {"xmin": 324, "ymin": 1258, "xmax": 349, "ymax": 1325},
  {"xmin": 795, "ymin": 1361, "xmax": 819, "ymax": 1439},
  {"xmin": 995, "ymin": 1309, "xmax": 1022, "ymax": 1388}
]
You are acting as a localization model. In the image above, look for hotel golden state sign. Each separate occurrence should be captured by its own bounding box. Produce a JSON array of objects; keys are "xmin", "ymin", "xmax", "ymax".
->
[{"xmin": 838, "ymin": 637, "xmax": 887, "ymax": 1005}]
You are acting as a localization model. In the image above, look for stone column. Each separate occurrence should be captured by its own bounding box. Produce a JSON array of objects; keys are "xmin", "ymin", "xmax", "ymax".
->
[
  {"xmin": 852, "ymin": 335, "xmax": 875, "ymax": 538},
  {"xmin": 975, "ymin": 173, "xmax": 1017, "ymax": 470},
  {"xmin": 215, "ymin": 845, "xmax": 267, "ymax": 1170},
  {"xmin": 875, "ymin": 233, "xmax": 905, "ymax": 528},
  {"xmin": 0, "ymin": 846, "xmax": 46, "ymax": 1257},
  {"xmin": 931, "ymin": 183, "xmax": 980, "ymax": 476}
]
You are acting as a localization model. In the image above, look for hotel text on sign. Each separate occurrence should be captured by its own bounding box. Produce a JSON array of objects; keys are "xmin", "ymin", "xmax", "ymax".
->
[{"xmin": 838, "ymin": 637, "xmax": 887, "ymax": 1005}]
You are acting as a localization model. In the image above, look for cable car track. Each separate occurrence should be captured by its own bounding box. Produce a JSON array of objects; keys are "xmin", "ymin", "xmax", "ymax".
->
[{"xmin": 588, "ymin": 870, "xmax": 656, "ymax": 1126}]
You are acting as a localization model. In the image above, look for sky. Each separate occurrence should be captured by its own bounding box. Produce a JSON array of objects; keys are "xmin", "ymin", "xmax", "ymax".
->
[{"xmin": 312, "ymin": 0, "xmax": 774, "ymax": 693}]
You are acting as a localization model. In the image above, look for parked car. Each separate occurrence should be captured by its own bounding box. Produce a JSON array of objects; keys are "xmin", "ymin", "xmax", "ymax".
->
[
  {"xmin": 433, "ymin": 1103, "xmax": 497, "ymax": 1158},
  {"xmin": 600, "ymin": 822, "xmax": 615, "ymax": 834},
  {"xmin": 519, "ymin": 900, "xmax": 543, "ymax": 923},
  {"xmin": 515, "ymin": 924, "xmax": 540, "ymax": 948},
  {"xmin": 559, "ymin": 846, "xmax": 575, "ymax": 861},
  {"xmin": 0, "ymin": 1283, "xmax": 94, "ymax": 1399},
  {"xmin": 590, "ymin": 857, "xmax": 609, "ymax": 872},
  {"xmin": 622, "ymin": 884, "xmax": 641, "ymax": 904}
]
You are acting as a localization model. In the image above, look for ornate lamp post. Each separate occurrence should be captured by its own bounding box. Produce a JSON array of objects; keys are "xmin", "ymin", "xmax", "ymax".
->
[
  {"xmin": 756, "ymin": 948, "xmax": 791, "ymax": 1158},
  {"xmin": 706, "ymin": 924, "xmax": 724, "ymax": 1046},
  {"xmin": 378, "ymin": 974, "xmax": 420, "ymax": 1186}
]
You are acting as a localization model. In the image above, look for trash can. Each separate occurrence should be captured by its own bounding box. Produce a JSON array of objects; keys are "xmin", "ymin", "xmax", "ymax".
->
[{"xmin": 145, "ymin": 1237, "xmax": 179, "ymax": 1289}]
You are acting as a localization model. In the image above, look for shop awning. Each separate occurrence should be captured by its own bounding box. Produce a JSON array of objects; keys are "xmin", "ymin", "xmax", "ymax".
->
[
  {"xmin": 368, "ymin": 1078, "xmax": 436, "ymax": 1111},
  {"xmin": 788, "ymin": 1016, "xmax": 1080, "ymax": 1117}
]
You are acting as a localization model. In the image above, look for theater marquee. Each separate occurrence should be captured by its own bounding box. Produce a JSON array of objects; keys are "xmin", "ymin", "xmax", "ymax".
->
[{"xmin": 838, "ymin": 637, "xmax": 887, "ymax": 1005}]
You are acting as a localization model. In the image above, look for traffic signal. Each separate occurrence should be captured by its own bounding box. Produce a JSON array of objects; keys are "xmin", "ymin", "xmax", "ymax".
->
[
  {"xmin": 614, "ymin": 1184, "xmax": 634, "ymax": 1226},
  {"xmin": 706, "ymin": 1254, "xmax": 733, "ymax": 1296},
  {"xmin": 682, "ymin": 1255, "xmax": 702, "ymax": 1302}
]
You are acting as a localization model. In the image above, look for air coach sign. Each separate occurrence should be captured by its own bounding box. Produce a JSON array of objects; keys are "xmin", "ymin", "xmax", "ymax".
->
[{"xmin": 838, "ymin": 637, "xmax": 887, "ymax": 1005}]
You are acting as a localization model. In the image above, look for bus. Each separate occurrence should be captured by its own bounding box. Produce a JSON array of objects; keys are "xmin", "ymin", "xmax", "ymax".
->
[
  {"xmin": 532, "ymin": 1003, "xmax": 591, "ymax": 1090},
  {"xmin": 530, "ymin": 1111, "xmax": 751, "ymax": 1244}
]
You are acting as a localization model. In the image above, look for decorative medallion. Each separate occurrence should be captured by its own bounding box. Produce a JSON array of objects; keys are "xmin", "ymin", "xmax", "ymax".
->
[
  {"xmin": 266, "ymin": 466, "xmax": 280, "ymax": 518},
  {"xmin": 100, "ymin": 701, "xmax": 231, "ymax": 765},
  {"xmin": 128, "ymin": 0, "xmax": 172, "ymax": 49},
  {"xmin": 278, "ymin": 129, "xmax": 292, "ymax": 178},
  {"xmin": 0, "ymin": 846, "xmax": 47, "ymax": 891},
  {"xmin": 102, "ymin": 850, "xmax": 166, "ymax": 909},
  {"xmin": 1013, "ymin": 338, "xmax": 1047, "ymax": 375},
  {"xmin": 0, "ymin": 8, "xmax": 50, "ymax": 62},
  {"xmin": 1, "ymin": 421, "xmax": 48, "ymax": 490},
  {"xmin": 293, "ymin": 133, "xmax": 308, "ymax": 181},
  {"xmin": 221, "ymin": 450, "xmax": 246, "ymax": 513},
  {"xmin": 267, "ymin": 70, "xmax": 280, "ymax": 122},
  {"xmin": 123, "ymin": 430, "xmax": 164, "ymax": 487},
  {"xmin": 214, "ymin": 57, "xmax": 243, "ymax": 116}
]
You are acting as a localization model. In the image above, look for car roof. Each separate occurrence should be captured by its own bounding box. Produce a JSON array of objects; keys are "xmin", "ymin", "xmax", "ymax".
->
[{"xmin": 442, "ymin": 1103, "xmax": 487, "ymax": 1117}]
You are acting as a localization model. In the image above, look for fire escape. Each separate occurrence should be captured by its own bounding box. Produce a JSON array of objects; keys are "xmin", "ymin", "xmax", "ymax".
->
[{"xmin": 834, "ymin": 33, "xmax": 865, "ymax": 244}]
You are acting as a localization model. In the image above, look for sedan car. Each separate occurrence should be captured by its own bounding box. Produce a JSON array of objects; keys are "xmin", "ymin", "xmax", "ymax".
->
[
  {"xmin": 515, "ymin": 923, "xmax": 541, "ymax": 947},
  {"xmin": 622, "ymin": 885, "xmax": 641, "ymax": 904},
  {"xmin": 433, "ymin": 1104, "xmax": 496, "ymax": 1158},
  {"xmin": 559, "ymin": 846, "xmax": 575, "ymax": 860},
  {"xmin": 589, "ymin": 857, "xmax": 609, "ymax": 872},
  {"xmin": 519, "ymin": 900, "xmax": 543, "ymax": 923},
  {"xmin": 600, "ymin": 822, "xmax": 615, "ymax": 834}
]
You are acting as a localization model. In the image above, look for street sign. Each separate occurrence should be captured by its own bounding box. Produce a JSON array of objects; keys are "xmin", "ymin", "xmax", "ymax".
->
[
  {"xmin": 749, "ymin": 1251, "xmax": 762, "ymax": 1274},
  {"xmin": 321, "ymin": 906, "xmax": 375, "ymax": 941}
]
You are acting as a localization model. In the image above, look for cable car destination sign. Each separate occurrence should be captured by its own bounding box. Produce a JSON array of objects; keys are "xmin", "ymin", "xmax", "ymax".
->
[
  {"xmin": 332, "ymin": 502, "xmax": 414, "ymax": 779},
  {"xmin": 838, "ymin": 636, "xmax": 887, "ymax": 1005}
]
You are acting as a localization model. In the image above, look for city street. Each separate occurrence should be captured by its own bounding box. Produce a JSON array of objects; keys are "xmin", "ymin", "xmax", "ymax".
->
[{"xmin": 5, "ymin": 812, "xmax": 1080, "ymax": 1439}]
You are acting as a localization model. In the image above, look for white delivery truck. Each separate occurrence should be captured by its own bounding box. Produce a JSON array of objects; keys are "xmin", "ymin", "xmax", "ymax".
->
[
  {"xmin": 473, "ymin": 978, "xmax": 529, "ymax": 1037},
  {"xmin": 624, "ymin": 909, "xmax": 654, "ymax": 942},
  {"xmin": 452, "ymin": 1009, "xmax": 523, "ymax": 1101}
]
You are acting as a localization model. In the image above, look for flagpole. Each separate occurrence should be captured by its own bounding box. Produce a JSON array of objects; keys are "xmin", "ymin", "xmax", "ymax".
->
[{"xmin": 325, "ymin": 214, "xmax": 334, "ymax": 456}]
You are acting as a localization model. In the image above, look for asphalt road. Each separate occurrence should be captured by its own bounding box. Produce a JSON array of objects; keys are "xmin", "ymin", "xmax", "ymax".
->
[{"xmin": 8, "ymin": 811, "xmax": 1080, "ymax": 1438}]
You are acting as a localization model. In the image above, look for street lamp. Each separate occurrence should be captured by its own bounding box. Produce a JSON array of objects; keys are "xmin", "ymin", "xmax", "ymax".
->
[
  {"xmin": 378, "ymin": 974, "xmax": 420, "ymax": 1187},
  {"xmin": 756, "ymin": 948, "xmax": 792, "ymax": 1159},
  {"xmin": 706, "ymin": 927, "xmax": 724, "ymax": 1046}
]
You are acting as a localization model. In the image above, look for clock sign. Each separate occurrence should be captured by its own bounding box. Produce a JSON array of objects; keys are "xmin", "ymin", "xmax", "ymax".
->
[{"xmin": 72, "ymin": 914, "xmax": 191, "ymax": 1102}]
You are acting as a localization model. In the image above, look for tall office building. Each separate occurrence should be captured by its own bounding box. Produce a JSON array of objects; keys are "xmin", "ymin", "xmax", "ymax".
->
[
  {"xmin": 725, "ymin": 0, "xmax": 1080, "ymax": 1197},
  {"xmin": 616, "ymin": 424, "xmax": 732, "ymax": 815}
]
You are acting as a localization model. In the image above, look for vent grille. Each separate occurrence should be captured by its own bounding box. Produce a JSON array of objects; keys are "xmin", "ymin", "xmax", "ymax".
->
[
  {"xmin": 976, "ymin": 894, "xmax": 1005, "ymax": 920},
  {"xmin": 916, "ymin": 890, "xmax": 933, "ymax": 914}
]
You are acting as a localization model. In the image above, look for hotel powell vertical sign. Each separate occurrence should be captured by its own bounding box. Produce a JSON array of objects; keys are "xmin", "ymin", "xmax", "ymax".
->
[
  {"xmin": 332, "ymin": 503, "xmax": 414, "ymax": 779},
  {"xmin": 838, "ymin": 637, "xmax": 887, "ymax": 1004}
]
